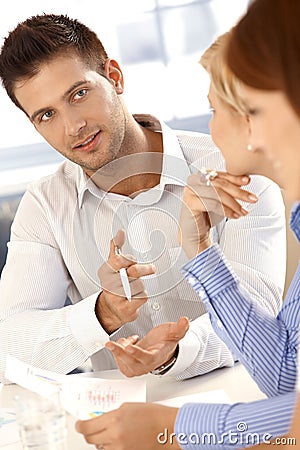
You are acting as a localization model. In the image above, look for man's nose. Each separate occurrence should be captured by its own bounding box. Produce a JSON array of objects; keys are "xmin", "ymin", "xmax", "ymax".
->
[{"xmin": 63, "ymin": 108, "xmax": 86, "ymax": 136}]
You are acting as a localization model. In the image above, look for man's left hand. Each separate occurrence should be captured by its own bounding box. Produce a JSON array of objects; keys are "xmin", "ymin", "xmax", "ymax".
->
[{"xmin": 105, "ymin": 317, "xmax": 189, "ymax": 377}]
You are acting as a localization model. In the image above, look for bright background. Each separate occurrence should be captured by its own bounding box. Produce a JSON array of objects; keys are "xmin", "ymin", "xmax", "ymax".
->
[{"xmin": 0, "ymin": 0, "xmax": 249, "ymax": 149}]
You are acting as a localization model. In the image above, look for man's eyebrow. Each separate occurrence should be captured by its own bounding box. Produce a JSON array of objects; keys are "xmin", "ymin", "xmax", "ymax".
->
[
  {"xmin": 30, "ymin": 80, "xmax": 89, "ymax": 122},
  {"xmin": 30, "ymin": 107, "xmax": 50, "ymax": 122},
  {"xmin": 62, "ymin": 80, "xmax": 88, "ymax": 100}
]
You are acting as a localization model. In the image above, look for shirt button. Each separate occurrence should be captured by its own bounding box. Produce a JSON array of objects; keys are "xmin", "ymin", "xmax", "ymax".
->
[
  {"xmin": 198, "ymin": 287, "xmax": 205, "ymax": 296},
  {"xmin": 152, "ymin": 302, "xmax": 160, "ymax": 311},
  {"xmin": 188, "ymin": 276, "xmax": 196, "ymax": 286}
]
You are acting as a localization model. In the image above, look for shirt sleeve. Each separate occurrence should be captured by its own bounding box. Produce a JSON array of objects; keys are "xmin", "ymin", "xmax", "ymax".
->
[
  {"xmin": 166, "ymin": 314, "xmax": 235, "ymax": 379},
  {"xmin": 212, "ymin": 177, "xmax": 286, "ymax": 316},
  {"xmin": 182, "ymin": 243, "xmax": 299, "ymax": 397},
  {"xmin": 170, "ymin": 178, "xmax": 287, "ymax": 380},
  {"xmin": 0, "ymin": 191, "xmax": 108, "ymax": 383},
  {"xmin": 175, "ymin": 391, "xmax": 296, "ymax": 449}
]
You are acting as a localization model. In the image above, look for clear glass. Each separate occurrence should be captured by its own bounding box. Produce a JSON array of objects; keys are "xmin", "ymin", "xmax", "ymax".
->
[{"xmin": 14, "ymin": 390, "xmax": 68, "ymax": 450}]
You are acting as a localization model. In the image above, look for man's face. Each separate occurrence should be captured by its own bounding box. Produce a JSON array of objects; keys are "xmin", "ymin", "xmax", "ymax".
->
[{"xmin": 14, "ymin": 55, "xmax": 126, "ymax": 175}]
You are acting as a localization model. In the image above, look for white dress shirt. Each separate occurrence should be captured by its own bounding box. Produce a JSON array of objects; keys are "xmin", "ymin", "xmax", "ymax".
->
[{"xmin": 0, "ymin": 115, "xmax": 286, "ymax": 382}]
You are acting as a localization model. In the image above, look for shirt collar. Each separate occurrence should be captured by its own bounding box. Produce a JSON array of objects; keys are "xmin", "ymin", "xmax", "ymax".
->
[
  {"xmin": 77, "ymin": 114, "xmax": 190, "ymax": 208},
  {"xmin": 159, "ymin": 119, "xmax": 191, "ymax": 188},
  {"xmin": 120, "ymin": 114, "xmax": 190, "ymax": 189},
  {"xmin": 77, "ymin": 166, "xmax": 105, "ymax": 208}
]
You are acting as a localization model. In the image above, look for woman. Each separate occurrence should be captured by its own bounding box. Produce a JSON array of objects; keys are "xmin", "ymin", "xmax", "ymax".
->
[
  {"xmin": 76, "ymin": 5, "xmax": 299, "ymax": 447},
  {"xmin": 225, "ymin": 0, "xmax": 300, "ymax": 446},
  {"xmin": 178, "ymin": 29, "xmax": 297, "ymax": 399},
  {"xmin": 180, "ymin": 1, "xmax": 300, "ymax": 447}
]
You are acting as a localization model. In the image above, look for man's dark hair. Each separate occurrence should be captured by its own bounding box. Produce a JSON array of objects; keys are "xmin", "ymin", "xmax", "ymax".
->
[{"xmin": 0, "ymin": 14, "xmax": 108, "ymax": 111}]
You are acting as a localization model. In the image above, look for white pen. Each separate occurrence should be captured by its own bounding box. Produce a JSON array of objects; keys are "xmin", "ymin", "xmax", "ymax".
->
[{"xmin": 115, "ymin": 246, "xmax": 132, "ymax": 301}]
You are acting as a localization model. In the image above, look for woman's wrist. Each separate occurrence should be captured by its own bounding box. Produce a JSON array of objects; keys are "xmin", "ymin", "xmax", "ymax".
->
[{"xmin": 184, "ymin": 234, "xmax": 212, "ymax": 259}]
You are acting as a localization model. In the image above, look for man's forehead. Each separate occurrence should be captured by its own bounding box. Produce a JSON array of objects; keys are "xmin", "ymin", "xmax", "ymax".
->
[{"xmin": 14, "ymin": 57, "xmax": 98, "ymax": 109}]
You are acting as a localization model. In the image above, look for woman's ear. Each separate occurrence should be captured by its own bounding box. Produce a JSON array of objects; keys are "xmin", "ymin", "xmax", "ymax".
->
[{"xmin": 103, "ymin": 58, "xmax": 124, "ymax": 94}]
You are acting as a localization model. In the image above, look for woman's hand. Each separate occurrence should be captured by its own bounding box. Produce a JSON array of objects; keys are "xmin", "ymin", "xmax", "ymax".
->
[
  {"xmin": 178, "ymin": 170, "xmax": 258, "ymax": 258},
  {"xmin": 76, "ymin": 403, "xmax": 180, "ymax": 450}
]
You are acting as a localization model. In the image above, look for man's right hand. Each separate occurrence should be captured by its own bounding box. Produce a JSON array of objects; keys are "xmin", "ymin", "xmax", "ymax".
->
[{"xmin": 96, "ymin": 230, "xmax": 156, "ymax": 334}]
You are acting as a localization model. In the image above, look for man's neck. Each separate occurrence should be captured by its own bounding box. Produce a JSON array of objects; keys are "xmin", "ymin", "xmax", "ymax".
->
[{"xmin": 90, "ymin": 125, "xmax": 164, "ymax": 197}]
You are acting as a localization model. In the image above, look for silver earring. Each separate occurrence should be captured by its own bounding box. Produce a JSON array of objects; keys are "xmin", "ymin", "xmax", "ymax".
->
[{"xmin": 247, "ymin": 144, "xmax": 253, "ymax": 151}]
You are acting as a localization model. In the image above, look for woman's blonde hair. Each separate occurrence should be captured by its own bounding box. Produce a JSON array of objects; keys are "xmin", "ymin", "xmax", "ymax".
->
[{"xmin": 200, "ymin": 31, "xmax": 246, "ymax": 114}]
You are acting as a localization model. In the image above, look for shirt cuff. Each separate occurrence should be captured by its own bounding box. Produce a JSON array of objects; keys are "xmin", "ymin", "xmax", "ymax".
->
[
  {"xmin": 160, "ymin": 328, "xmax": 200, "ymax": 377},
  {"xmin": 182, "ymin": 243, "xmax": 239, "ymax": 299},
  {"xmin": 175, "ymin": 402, "xmax": 230, "ymax": 450},
  {"xmin": 69, "ymin": 292, "xmax": 109, "ymax": 355}
]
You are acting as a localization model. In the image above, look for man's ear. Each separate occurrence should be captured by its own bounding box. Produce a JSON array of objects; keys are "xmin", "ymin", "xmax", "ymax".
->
[{"xmin": 103, "ymin": 58, "xmax": 124, "ymax": 94}]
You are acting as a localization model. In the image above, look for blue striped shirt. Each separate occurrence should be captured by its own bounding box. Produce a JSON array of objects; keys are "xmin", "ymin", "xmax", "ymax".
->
[
  {"xmin": 175, "ymin": 202, "xmax": 300, "ymax": 448},
  {"xmin": 176, "ymin": 392, "xmax": 296, "ymax": 448}
]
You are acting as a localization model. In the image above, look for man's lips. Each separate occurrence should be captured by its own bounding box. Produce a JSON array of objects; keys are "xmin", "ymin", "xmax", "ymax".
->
[{"xmin": 73, "ymin": 131, "xmax": 101, "ymax": 152}]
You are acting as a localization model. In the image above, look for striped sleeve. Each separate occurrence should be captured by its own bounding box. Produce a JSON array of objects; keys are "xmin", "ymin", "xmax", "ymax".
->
[
  {"xmin": 175, "ymin": 391, "xmax": 296, "ymax": 449},
  {"xmin": 182, "ymin": 244, "xmax": 299, "ymax": 397}
]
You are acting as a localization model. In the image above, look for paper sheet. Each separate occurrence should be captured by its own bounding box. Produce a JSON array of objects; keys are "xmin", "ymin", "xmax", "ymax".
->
[
  {"xmin": 6, "ymin": 356, "xmax": 231, "ymax": 421},
  {"xmin": 5, "ymin": 355, "xmax": 146, "ymax": 419},
  {"xmin": 62, "ymin": 376, "xmax": 146, "ymax": 419},
  {"xmin": 5, "ymin": 355, "xmax": 64, "ymax": 396}
]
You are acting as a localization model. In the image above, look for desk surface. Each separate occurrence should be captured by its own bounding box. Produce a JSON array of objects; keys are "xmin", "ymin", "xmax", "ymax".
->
[{"xmin": 0, "ymin": 363, "xmax": 265, "ymax": 449}]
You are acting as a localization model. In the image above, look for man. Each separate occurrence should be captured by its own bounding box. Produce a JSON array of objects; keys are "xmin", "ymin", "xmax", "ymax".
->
[{"xmin": 0, "ymin": 14, "xmax": 285, "ymax": 382}]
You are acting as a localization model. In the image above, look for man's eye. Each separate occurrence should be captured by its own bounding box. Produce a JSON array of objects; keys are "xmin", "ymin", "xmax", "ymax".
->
[
  {"xmin": 41, "ymin": 111, "xmax": 53, "ymax": 122},
  {"xmin": 74, "ymin": 89, "xmax": 87, "ymax": 100}
]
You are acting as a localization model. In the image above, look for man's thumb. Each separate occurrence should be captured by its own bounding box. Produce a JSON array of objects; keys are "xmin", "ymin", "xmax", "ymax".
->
[{"xmin": 175, "ymin": 316, "xmax": 189, "ymax": 339}]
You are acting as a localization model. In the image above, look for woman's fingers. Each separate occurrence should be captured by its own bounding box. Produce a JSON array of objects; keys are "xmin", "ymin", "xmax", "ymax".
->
[{"xmin": 185, "ymin": 170, "xmax": 258, "ymax": 220}]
